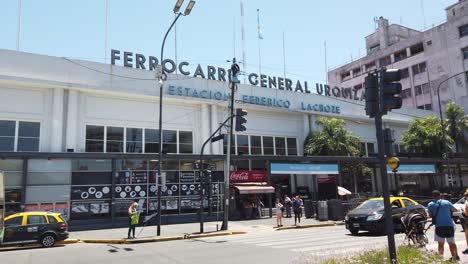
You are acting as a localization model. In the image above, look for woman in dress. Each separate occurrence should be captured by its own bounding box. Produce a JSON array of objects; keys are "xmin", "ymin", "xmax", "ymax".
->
[{"xmin": 275, "ymin": 198, "xmax": 284, "ymax": 227}]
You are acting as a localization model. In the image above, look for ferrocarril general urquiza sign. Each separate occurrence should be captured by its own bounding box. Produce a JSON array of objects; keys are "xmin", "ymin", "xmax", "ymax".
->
[{"xmin": 110, "ymin": 49, "xmax": 364, "ymax": 101}]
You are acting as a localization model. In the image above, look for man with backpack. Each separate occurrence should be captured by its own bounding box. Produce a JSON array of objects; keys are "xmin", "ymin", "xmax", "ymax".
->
[
  {"xmin": 292, "ymin": 195, "xmax": 303, "ymax": 226},
  {"xmin": 428, "ymin": 190, "xmax": 459, "ymax": 262}
]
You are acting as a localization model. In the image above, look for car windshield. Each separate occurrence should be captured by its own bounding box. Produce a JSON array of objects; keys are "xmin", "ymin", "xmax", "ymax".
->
[{"xmin": 357, "ymin": 200, "xmax": 384, "ymax": 210}]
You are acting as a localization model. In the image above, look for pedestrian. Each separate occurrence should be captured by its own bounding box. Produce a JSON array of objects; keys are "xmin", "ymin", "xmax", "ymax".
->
[
  {"xmin": 284, "ymin": 194, "xmax": 292, "ymax": 218},
  {"xmin": 428, "ymin": 190, "xmax": 459, "ymax": 261},
  {"xmin": 292, "ymin": 195, "xmax": 303, "ymax": 226},
  {"xmin": 275, "ymin": 198, "xmax": 284, "ymax": 227},
  {"xmin": 127, "ymin": 202, "xmax": 139, "ymax": 239},
  {"xmin": 462, "ymin": 190, "xmax": 468, "ymax": 254},
  {"xmin": 256, "ymin": 196, "xmax": 264, "ymax": 218}
]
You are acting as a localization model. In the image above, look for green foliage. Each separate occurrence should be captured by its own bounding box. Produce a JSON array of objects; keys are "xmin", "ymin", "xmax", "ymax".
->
[
  {"xmin": 304, "ymin": 117, "xmax": 361, "ymax": 156},
  {"xmin": 321, "ymin": 246, "xmax": 448, "ymax": 264},
  {"xmin": 401, "ymin": 115, "xmax": 454, "ymax": 157},
  {"xmin": 445, "ymin": 101, "xmax": 468, "ymax": 152}
]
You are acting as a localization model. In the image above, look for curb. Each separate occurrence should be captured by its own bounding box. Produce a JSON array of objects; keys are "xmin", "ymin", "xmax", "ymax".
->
[
  {"xmin": 275, "ymin": 222, "xmax": 343, "ymax": 231},
  {"xmin": 79, "ymin": 230, "xmax": 246, "ymax": 245},
  {"xmin": 57, "ymin": 239, "xmax": 81, "ymax": 245}
]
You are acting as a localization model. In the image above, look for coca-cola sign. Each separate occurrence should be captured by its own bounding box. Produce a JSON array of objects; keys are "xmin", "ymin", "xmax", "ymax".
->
[{"xmin": 230, "ymin": 170, "xmax": 267, "ymax": 183}]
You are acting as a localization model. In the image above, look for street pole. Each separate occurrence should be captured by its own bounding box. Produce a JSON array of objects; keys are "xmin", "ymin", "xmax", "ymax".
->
[
  {"xmin": 222, "ymin": 81, "xmax": 236, "ymax": 230},
  {"xmin": 199, "ymin": 116, "xmax": 235, "ymax": 233},
  {"xmin": 436, "ymin": 72, "xmax": 466, "ymax": 191},
  {"xmin": 157, "ymin": 12, "xmax": 182, "ymax": 237},
  {"xmin": 376, "ymin": 69, "xmax": 397, "ymax": 263}
]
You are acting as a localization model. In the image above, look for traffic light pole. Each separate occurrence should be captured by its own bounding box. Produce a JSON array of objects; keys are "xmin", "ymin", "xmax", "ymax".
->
[
  {"xmin": 221, "ymin": 81, "xmax": 236, "ymax": 231},
  {"xmin": 376, "ymin": 69, "xmax": 397, "ymax": 263},
  {"xmin": 199, "ymin": 115, "xmax": 234, "ymax": 233}
]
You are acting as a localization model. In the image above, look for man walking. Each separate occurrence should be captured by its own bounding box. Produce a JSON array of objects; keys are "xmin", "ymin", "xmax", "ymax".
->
[
  {"xmin": 292, "ymin": 195, "xmax": 303, "ymax": 226},
  {"xmin": 428, "ymin": 190, "xmax": 459, "ymax": 261}
]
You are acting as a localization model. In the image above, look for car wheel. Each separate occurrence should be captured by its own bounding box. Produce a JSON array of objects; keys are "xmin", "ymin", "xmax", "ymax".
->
[
  {"xmin": 41, "ymin": 234, "xmax": 56, "ymax": 247},
  {"xmin": 350, "ymin": 229, "xmax": 359, "ymax": 235}
]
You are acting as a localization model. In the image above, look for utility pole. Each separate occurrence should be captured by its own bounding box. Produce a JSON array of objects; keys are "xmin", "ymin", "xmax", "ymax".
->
[
  {"xmin": 221, "ymin": 59, "xmax": 240, "ymax": 230},
  {"xmin": 365, "ymin": 68, "xmax": 403, "ymax": 263}
]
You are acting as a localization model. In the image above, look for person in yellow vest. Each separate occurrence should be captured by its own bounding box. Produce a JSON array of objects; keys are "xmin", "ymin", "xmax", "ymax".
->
[{"xmin": 127, "ymin": 202, "xmax": 139, "ymax": 239}]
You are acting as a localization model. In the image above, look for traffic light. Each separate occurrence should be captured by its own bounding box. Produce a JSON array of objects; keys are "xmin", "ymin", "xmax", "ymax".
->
[
  {"xmin": 231, "ymin": 58, "xmax": 240, "ymax": 83},
  {"xmin": 364, "ymin": 73, "xmax": 378, "ymax": 118},
  {"xmin": 235, "ymin": 108, "xmax": 247, "ymax": 132},
  {"xmin": 380, "ymin": 69, "xmax": 402, "ymax": 115},
  {"xmin": 383, "ymin": 128, "xmax": 395, "ymax": 156}
]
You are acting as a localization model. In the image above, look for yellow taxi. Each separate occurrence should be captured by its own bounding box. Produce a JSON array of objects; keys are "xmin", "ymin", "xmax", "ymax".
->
[
  {"xmin": 2, "ymin": 212, "xmax": 69, "ymax": 247},
  {"xmin": 345, "ymin": 197, "xmax": 426, "ymax": 235}
]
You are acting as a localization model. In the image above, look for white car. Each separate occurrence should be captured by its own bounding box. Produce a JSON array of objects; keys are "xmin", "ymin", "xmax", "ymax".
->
[{"xmin": 453, "ymin": 197, "xmax": 465, "ymax": 227}]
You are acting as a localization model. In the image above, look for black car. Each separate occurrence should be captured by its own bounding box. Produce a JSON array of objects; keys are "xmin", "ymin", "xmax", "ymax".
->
[
  {"xmin": 2, "ymin": 212, "xmax": 69, "ymax": 247},
  {"xmin": 345, "ymin": 197, "xmax": 426, "ymax": 235}
]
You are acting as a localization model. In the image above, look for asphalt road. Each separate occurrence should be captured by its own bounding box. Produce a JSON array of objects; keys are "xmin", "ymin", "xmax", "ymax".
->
[{"xmin": 2, "ymin": 225, "xmax": 468, "ymax": 264}]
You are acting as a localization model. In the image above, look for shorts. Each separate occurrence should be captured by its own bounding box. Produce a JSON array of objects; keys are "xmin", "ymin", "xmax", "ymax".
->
[{"xmin": 434, "ymin": 226, "xmax": 455, "ymax": 244}]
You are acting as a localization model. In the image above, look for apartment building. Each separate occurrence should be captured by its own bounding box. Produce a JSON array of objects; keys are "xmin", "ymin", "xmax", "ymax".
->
[{"xmin": 328, "ymin": 0, "xmax": 468, "ymax": 113}]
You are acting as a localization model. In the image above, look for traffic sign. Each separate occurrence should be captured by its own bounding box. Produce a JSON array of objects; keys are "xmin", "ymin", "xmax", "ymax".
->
[{"xmin": 387, "ymin": 157, "xmax": 400, "ymax": 170}]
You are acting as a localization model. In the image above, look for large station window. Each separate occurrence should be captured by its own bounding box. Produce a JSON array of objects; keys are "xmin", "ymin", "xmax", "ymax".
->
[
  {"xmin": 0, "ymin": 120, "xmax": 40, "ymax": 152},
  {"xmin": 126, "ymin": 128, "xmax": 142, "ymax": 153},
  {"xmin": 250, "ymin": 136, "xmax": 262, "ymax": 155},
  {"xmin": 237, "ymin": 135, "xmax": 249, "ymax": 155},
  {"xmin": 275, "ymin": 137, "xmax": 286, "ymax": 156},
  {"xmin": 86, "ymin": 125, "xmax": 192, "ymax": 154},
  {"xmin": 263, "ymin": 137, "xmax": 274, "ymax": 155},
  {"xmin": 286, "ymin": 138, "xmax": 297, "ymax": 156},
  {"xmin": 85, "ymin": 125, "xmax": 104, "ymax": 152}
]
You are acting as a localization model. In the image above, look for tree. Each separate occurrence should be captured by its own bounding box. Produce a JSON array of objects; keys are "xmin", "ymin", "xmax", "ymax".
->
[
  {"xmin": 445, "ymin": 101, "xmax": 468, "ymax": 153},
  {"xmin": 401, "ymin": 115, "xmax": 454, "ymax": 157},
  {"xmin": 304, "ymin": 117, "xmax": 361, "ymax": 156}
]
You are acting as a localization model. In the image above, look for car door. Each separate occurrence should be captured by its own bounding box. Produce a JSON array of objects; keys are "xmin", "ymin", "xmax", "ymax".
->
[
  {"xmin": 25, "ymin": 215, "xmax": 49, "ymax": 241},
  {"xmin": 2, "ymin": 215, "xmax": 25, "ymax": 244},
  {"xmin": 391, "ymin": 199, "xmax": 405, "ymax": 228}
]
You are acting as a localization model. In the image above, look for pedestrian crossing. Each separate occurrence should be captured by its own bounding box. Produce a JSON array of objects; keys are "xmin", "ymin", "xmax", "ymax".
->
[{"xmin": 201, "ymin": 225, "xmax": 406, "ymax": 256}]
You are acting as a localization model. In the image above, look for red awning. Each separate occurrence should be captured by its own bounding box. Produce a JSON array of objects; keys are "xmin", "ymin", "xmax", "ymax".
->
[{"xmin": 234, "ymin": 185, "xmax": 275, "ymax": 194}]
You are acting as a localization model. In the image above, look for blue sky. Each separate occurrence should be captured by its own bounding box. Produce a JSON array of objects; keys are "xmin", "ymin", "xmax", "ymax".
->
[{"xmin": 0, "ymin": 0, "xmax": 456, "ymax": 83}]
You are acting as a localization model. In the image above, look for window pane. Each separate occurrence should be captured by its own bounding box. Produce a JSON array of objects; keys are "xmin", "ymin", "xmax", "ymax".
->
[
  {"xmin": 17, "ymin": 138, "xmax": 39, "ymax": 151},
  {"xmin": 223, "ymin": 135, "xmax": 236, "ymax": 154},
  {"xmin": 251, "ymin": 160, "xmax": 267, "ymax": 170},
  {"xmin": 86, "ymin": 140, "xmax": 104, "ymax": 152},
  {"xmin": 367, "ymin": 143, "xmax": 375, "ymax": 154},
  {"xmin": 287, "ymin": 138, "xmax": 297, "ymax": 156},
  {"xmin": 126, "ymin": 142, "xmax": 142, "ymax": 153},
  {"xmin": 18, "ymin": 122, "xmax": 40, "ymax": 137},
  {"xmin": 0, "ymin": 137, "xmax": 14, "ymax": 151},
  {"xmin": 163, "ymin": 130, "xmax": 177, "ymax": 143},
  {"xmin": 5, "ymin": 216, "xmax": 22, "ymax": 227},
  {"xmin": 0, "ymin": 121, "xmax": 15, "ymax": 136},
  {"xmin": 275, "ymin": 137, "xmax": 285, "ymax": 148},
  {"xmin": 250, "ymin": 136, "xmax": 261, "ymax": 147},
  {"xmin": 86, "ymin": 125, "xmax": 104, "ymax": 140},
  {"xmin": 237, "ymin": 135, "xmax": 249, "ymax": 155},
  {"xmin": 179, "ymin": 131, "xmax": 193, "ymax": 144},
  {"xmin": 264, "ymin": 147, "xmax": 274, "ymax": 155},
  {"xmin": 126, "ymin": 128, "xmax": 142, "ymax": 142},
  {"xmin": 48, "ymin": 215, "xmax": 58, "ymax": 223},
  {"xmin": 106, "ymin": 141, "xmax": 123, "ymax": 152},
  {"xmin": 276, "ymin": 148, "xmax": 286, "ymax": 156},
  {"xmin": 145, "ymin": 143, "xmax": 160, "ymax": 153},
  {"xmin": 263, "ymin": 137, "xmax": 273, "ymax": 148},
  {"xmin": 72, "ymin": 160, "xmax": 112, "ymax": 171},
  {"xmin": 145, "ymin": 129, "xmax": 160, "ymax": 143},
  {"xmin": 107, "ymin": 127, "xmax": 123, "ymax": 141},
  {"xmin": 179, "ymin": 144, "xmax": 193, "ymax": 154},
  {"xmin": 27, "ymin": 215, "xmax": 47, "ymax": 225},
  {"xmin": 163, "ymin": 143, "xmax": 177, "ymax": 153}
]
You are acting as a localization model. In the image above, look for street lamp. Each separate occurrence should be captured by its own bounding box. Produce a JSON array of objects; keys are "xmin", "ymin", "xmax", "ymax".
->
[
  {"xmin": 157, "ymin": 0, "xmax": 196, "ymax": 237},
  {"xmin": 436, "ymin": 72, "xmax": 467, "ymax": 191}
]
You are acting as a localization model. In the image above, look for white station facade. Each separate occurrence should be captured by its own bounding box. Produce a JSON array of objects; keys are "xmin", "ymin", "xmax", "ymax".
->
[{"xmin": 0, "ymin": 49, "xmax": 435, "ymax": 225}]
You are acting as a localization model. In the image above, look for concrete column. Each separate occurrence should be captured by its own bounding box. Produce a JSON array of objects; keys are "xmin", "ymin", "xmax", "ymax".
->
[
  {"xmin": 200, "ymin": 104, "xmax": 210, "ymax": 154},
  {"xmin": 51, "ymin": 88, "xmax": 64, "ymax": 152},
  {"xmin": 210, "ymin": 104, "xmax": 221, "ymax": 154},
  {"xmin": 301, "ymin": 114, "xmax": 310, "ymax": 155},
  {"xmin": 65, "ymin": 90, "xmax": 79, "ymax": 152}
]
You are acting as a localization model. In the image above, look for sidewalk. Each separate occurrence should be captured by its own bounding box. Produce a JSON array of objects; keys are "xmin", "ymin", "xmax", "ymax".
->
[{"xmin": 69, "ymin": 216, "xmax": 341, "ymax": 241}]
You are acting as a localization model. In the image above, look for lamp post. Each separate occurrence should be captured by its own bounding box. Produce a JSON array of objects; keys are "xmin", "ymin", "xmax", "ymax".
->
[
  {"xmin": 436, "ymin": 72, "xmax": 466, "ymax": 191},
  {"xmin": 157, "ymin": 0, "xmax": 196, "ymax": 237}
]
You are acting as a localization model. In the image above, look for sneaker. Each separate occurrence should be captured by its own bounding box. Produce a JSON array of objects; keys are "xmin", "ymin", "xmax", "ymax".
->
[
  {"xmin": 463, "ymin": 249, "xmax": 468, "ymax": 254},
  {"xmin": 448, "ymin": 256, "xmax": 460, "ymax": 262},
  {"xmin": 127, "ymin": 236, "xmax": 132, "ymax": 239}
]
